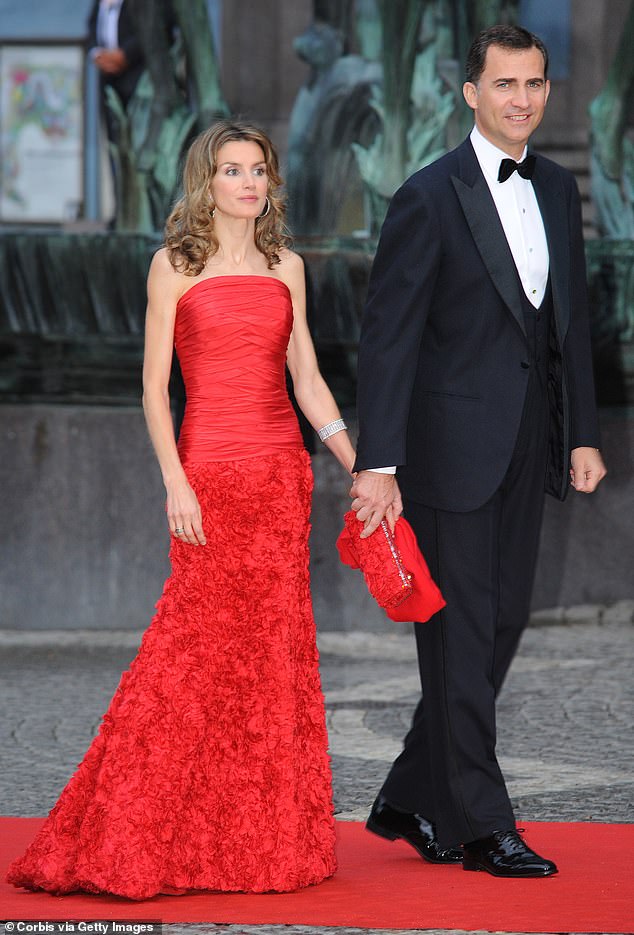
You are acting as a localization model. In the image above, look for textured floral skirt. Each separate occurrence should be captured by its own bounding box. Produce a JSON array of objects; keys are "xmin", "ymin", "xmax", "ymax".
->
[{"xmin": 7, "ymin": 449, "xmax": 336, "ymax": 899}]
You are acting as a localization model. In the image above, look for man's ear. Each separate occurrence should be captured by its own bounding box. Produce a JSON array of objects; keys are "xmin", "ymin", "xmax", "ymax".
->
[{"xmin": 463, "ymin": 81, "xmax": 477, "ymax": 111}]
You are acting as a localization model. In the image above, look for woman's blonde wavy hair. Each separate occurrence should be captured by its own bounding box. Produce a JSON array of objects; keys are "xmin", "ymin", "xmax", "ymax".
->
[{"xmin": 165, "ymin": 120, "xmax": 291, "ymax": 276}]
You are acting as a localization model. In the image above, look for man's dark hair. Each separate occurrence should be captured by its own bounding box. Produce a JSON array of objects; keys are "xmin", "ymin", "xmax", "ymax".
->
[{"xmin": 465, "ymin": 24, "xmax": 549, "ymax": 84}]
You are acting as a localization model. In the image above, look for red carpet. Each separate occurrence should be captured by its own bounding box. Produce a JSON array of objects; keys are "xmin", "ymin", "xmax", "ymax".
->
[{"xmin": 1, "ymin": 818, "xmax": 632, "ymax": 932}]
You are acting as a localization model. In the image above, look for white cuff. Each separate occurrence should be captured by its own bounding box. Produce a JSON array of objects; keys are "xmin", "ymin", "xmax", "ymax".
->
[{"xmin": 366, "ymin": 466, "xmax": 397, "ymax": 474}]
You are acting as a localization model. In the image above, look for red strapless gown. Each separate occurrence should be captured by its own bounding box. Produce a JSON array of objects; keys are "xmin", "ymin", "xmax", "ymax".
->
[{"xmin": 7, "ymin": 276, "xmax": 336, "ymax": 899}]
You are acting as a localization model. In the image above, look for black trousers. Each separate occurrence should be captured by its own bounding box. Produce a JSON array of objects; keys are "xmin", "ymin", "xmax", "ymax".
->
[{"xmin": 382, "ymin": 369, "xmax": 550, "ymax": 848}]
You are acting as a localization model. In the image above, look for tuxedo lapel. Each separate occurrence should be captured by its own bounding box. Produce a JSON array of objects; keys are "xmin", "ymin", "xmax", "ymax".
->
[
  {"xmin": 451, "ymin": 142, "xmax": 526, "ymax": 336},
  {"xmin": 531, "ymin": 158, "xmax": 570, "ymax": 341}
]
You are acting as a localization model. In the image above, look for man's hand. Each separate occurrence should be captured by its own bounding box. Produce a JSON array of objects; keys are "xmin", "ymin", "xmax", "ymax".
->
[
  {"xmin": 570, "ymin": 447, "xmax": 607, "ymax": 493},
  {"xmin": 94, "ymin": 48, "xmax": 128, "ymax": 75},
  {"xmin": 349, "ymin": 471, "xmax": 403, "ymax": 538}
]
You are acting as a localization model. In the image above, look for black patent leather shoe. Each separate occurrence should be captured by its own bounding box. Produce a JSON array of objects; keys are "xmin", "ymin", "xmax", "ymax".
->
[
  {"xmin": 366, "ymin": 794, "xmax": 463, "ymax": 864},
  {"xmin": 462, "ymin": 829, "xmax": 558, "ymax": 877}
]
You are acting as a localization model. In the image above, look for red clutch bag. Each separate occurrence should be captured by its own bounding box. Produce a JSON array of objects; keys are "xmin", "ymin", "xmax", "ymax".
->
[{"xmin": 336, "ymin": 510, "xmax": 446, "ymax": 623}]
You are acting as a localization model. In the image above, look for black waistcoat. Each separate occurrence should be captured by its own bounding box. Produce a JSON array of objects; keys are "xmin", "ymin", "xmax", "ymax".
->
[{"xmin": 520, "ymin": 276, "xmax": 553, "ymax": 388}]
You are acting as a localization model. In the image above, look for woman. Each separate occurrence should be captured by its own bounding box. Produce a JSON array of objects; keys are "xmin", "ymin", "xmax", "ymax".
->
[{"xmin": 8, "ymin": 120, "xmax": 355, "ymax": 899}]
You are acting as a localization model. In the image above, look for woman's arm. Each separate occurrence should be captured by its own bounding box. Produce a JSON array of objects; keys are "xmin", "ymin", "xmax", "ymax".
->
[
  {"xmin": 281, "ymin": 251, "xmax": 356, "ymax": 475},
  {"xmin": 142, "ymin": 249, "xmax": 206, "ymax": 546}
]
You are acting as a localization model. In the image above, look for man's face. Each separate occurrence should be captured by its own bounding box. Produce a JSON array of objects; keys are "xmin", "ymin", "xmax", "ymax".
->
[{"xmin": 463, "ymin": 44, "xmax": 550, "ymax": 159}]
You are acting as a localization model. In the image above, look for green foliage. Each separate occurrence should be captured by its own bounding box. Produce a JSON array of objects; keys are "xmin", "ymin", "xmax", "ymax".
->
[
  {"xmin": 589, "ymin": 0, "xmax": 634, "ymax": 238},
  {"xmin": 352, "ymin": 1, "xmax": 455, "ymax": 232},
  {"xmin": 106, "ymin": 0, "xmax": 227, "ymax": 233}
]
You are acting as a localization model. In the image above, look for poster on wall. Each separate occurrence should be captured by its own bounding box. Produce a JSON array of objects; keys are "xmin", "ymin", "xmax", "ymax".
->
[{"xmin": 0, "ymin": 42, "xmax": 83, "ymax": 223}]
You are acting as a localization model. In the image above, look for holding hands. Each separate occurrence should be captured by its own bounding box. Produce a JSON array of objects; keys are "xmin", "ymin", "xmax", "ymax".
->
[{"xmin": 350, "ymin": 471, "xmax": 403, "ymax": 538}]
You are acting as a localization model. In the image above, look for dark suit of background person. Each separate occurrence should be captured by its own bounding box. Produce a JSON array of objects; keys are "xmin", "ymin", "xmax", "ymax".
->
[
  {"xmin": 350, "ymin": 26, "xmax": 606, "ymax": 878},
  {"xmin": 87, "ymin": 0, "xmax": 145, "ymax": 139}
]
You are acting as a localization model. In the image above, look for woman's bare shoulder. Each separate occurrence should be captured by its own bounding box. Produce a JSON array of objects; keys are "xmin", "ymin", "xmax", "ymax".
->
[
  {"xmin": 147, "ymin": 247, "xmax": 186, "ymax": 301},
  {"xmin": 276, "ymin": 248, "xmax": 305, "ymax": 289},
  {"xmin": 149, "ymin": 246, "xmax": 176, "ymax": 275},
  {"xmin": 277, "ymin": 247, "xmax": 304, "ymax": 272}
]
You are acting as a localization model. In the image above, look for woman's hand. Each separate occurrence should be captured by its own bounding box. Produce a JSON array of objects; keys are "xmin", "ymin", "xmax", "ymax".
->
[{"xmin": 166, "ymin": 479, "xmax": 206, "ymax": 546}]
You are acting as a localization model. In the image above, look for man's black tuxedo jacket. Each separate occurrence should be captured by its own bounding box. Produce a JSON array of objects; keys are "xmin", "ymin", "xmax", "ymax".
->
[
  {"xmin": 87, "ymin": 0, "xmax": 145, "ymax": 105},
  {"xmin": 354, "ymin": 138, "xmax": 600, "ymax": 512}
]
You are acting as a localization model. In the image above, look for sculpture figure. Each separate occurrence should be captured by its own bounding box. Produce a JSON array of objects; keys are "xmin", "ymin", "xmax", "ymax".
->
[
  {"xmin": 352, "ymin": 1, "xmax": 454, "ymax": 232},
  {"xmin": 286, "ymin": 9, "xmax": 381, "ymax": 235},
  {"xmin": 589, "ymin": 0, "xmax": 634, "ymax": 240},
  {"xmin": 288, "ymin": 0, "xmax": 520, "ymax": 236},
  {"xmin": 586, "ymin": 0, "xmax": 634, "ymax": 399}
]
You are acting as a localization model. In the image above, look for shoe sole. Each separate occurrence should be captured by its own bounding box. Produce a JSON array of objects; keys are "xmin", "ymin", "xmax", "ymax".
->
[
  {"xmin": 366, "ymin": 816, "xmax": 399, "ymax": 842},
  {"xmin": 463, "ymin": 857, "xmax": 558, "ymax": 877},
  {"xmin": 366, "ymin": 817, "xmax": 462, "ymax": 865}
]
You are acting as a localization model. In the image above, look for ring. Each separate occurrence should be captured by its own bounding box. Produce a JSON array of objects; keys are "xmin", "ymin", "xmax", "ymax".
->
[{"xmin": 174, "ymin": 526, "xmax": 184, "ymax": 534}]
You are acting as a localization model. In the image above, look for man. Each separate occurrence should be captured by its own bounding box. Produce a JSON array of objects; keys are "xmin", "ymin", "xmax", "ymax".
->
[
  {"xmin": 88, "ymin": 0, "xmax": 145, "ymax": 120},
  {"xmin": 351, "ymin": 25, "xmax": 606, "ymax": 878}
]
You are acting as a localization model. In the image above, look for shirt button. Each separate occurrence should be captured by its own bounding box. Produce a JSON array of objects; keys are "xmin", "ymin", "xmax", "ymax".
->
[{"xmin": 532, "ymin": 289, "xmax": 537, "ymax": 294}]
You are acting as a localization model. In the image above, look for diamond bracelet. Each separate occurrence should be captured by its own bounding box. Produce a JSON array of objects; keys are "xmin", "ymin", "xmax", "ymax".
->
[{"xmin": 317, "ymin": 419, "xmax": 347, "ymax": 443}]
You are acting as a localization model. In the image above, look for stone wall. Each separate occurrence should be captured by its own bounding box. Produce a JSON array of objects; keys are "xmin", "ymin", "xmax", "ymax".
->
[{"xmin": 2, "ymin": 404, "xmax": 631, "ymax": 631}]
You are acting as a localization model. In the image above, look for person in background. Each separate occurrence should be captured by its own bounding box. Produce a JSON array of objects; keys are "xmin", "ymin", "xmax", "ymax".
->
[{"xmin": 87, "ymin": 0, "xmax": 145, "ymax": 124}]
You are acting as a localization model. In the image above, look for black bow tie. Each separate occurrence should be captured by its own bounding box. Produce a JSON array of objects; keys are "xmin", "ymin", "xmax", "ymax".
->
[{"xmin": 498, "ymin": 154, "xmax": 536, "ymax": 183}]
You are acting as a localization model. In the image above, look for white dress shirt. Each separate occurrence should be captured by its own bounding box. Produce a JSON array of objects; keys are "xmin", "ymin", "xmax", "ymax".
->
[
  {"xmin": 368, "ymin": 125, "xmax": 550, "ymax": 475},
  {"xmin": 469, "ymin": 124, "xmax": 549, "ymax": 307},
  {"xmin": 96, "ymin": 0, "xmax": 124, "ymax": 50}
]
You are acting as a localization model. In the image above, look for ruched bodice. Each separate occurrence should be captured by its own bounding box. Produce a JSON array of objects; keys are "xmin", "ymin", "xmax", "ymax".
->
[{"xmin": 174, "ymin": 275, "xmax": 303, "ymax": 463}]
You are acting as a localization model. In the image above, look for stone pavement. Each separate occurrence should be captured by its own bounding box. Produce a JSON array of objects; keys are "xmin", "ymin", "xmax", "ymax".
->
[{"xmin": 1, "ymin": 602, "xmax": 633, "ymax": 935}]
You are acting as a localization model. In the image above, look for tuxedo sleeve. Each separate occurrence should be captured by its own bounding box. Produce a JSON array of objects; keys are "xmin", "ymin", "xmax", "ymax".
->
[
  {"xmin": 118, "ymin": 4, "xmax": 144, "ymax": 67},
  {"xmin": 354, "ymin": 177, "xmax": 441, "ymax": 473},
  {"xmin": 563, "ymin": 177, "xmax": 601, "ymax": 450},
  {"xmin": 120, "ymin": 36, "xmax": 143, "ymax": 67},
  {"xmin": 119, "ymin": 35, "xmax": 144, "ymax": 68}
]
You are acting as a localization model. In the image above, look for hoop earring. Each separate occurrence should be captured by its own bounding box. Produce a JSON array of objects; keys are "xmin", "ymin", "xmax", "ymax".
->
[{"xmin": 258, "ymin": 196, "xmax": 270, "ymax": 219}]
